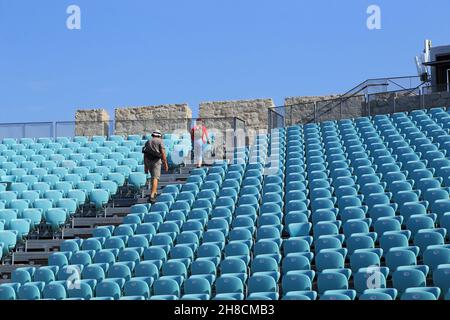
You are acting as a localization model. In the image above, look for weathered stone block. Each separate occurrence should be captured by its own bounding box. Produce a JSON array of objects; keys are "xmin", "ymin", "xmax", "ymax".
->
[
  {"xmin": 284, "ymin": 95, "xmax": 366, "ymax": 124},
  {"xmin": 75, "ymin": 109, "xmax": 110, "ymax": 136},
  {"xmin": 199, "ymin": 99, "xmax": 275, "ymax": 144},
  {"xmin": 114, "ymin": 104, "xmax": 192, "ymax": 137}
]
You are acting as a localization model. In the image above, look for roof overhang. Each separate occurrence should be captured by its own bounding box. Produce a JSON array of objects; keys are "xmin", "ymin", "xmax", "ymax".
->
[{"xmin": 423, "ymin": 60, "xmax": 450, "ymax": 67}]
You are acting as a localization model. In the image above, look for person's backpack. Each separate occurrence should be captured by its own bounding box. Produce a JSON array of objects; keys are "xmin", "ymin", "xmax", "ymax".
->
[{"xmin": 142, "ymin": 141, "xmax": 162, "ymax": 160}]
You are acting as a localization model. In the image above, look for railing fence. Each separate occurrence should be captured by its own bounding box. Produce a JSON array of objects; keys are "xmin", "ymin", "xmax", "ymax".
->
[{"xmin": 269, "ymin": 86, "xmax": 450, "ymax": 130}]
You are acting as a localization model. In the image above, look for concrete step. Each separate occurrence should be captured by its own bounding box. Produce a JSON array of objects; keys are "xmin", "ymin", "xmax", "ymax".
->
[
  {"xmin": 12, "ymin": 252, "xmax": 52, "ymax": 265},
  {"xmin": 106, "ymin": 207, "xmax": 131, "ymax": 216},
  {"xmin": 63, "ymin": 227, "xmax": 95, "ymax": 239},
  {"xmin": 71, "ymin": 217, "xmax": 123, "ymax": 228},
  {"xmin": 111, "ymin": 198, "xmax": 140, "ymax": 208},
  {"xmin": 135, "ymin": 197, "xmax": 154, "ymax": 205},
  {"xmin": 25, "ymin": 239, "xmax": 65, "ymax": 252},
  {"xmin": 159, "ymin": 173, "xmax": 190, "ymax": 181},
  {"xmin": 179, "ymin": 169, "xmax": 191, "ymax": 175},
  {"xmin": 158, "ymin": 181, "xmax": 185, "ymax": 188},
  {"xmin": 144, "ymin": 181, "xmax": 188, "ymax": 195}
]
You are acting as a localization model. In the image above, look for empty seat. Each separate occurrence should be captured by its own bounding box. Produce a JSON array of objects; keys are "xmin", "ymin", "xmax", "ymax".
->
[
  {"xmin": 215, "ymin": 276, "xmax": 244, "ymax": 300},
  {"xmin": 182, "ymin": 278, "xmax": 211, "ymax": 300},
  {"xmin": 152, "ymin": 279, "xmax": 180, "ymax": 299},
  {"xmin": 392, "ymin": 267, "xmax": 427, "ymax": 294},
  {"xmin": 95, "ymin": 281, "xmax": 122, "ymax": 300},
  {"xmin": 124, "ymin": 279, "xmax": 150, "ymax": 299},
  {"xmin": 317, "ymin": 271, "xmax": 349, "ymax": 295},
  {"xmin": 247, "ymin": 275, "xmax": 279, "ymax": 300},
  {"xmin": 423, "ymin": 246, "xmax": 450, "ymax": 272}
]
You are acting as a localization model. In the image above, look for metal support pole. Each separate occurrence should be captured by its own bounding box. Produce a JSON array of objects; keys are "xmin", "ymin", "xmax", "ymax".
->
[
  {"xmin": 421, "ymin": 87, "xmax": 426, "ymax": 110},
  {"xmin": 290, "ymin": 105, "xmax": 293, "ymax": 126},
  {"xmin": 393, "ymin": 93, "xmax": 397, "ymax": 114},
  {"xmin": 55, "ymin": 122, "xmax": 59, "ymax": 139},
  {"xmin": 50, "ymin": 122, "xmax": 55, "ymax": 140},
  {"xmin": 314, "ymin": 102, "xmax": 317, "ymax": 123},
  {"xmin": 233, "ymin": 117, "xmax": 238, "ymax": 153}
]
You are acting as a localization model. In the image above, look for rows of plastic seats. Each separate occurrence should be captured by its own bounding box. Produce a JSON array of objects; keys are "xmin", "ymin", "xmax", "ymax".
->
[
  {"xmin": 264, "ymin": 119, "xmax": 449, "ymax": 300},
  {"xmin": 295, "ymin": 113, "xmax": 449, "ymax": 300},
  {"xmin": 0, "ymin": 134, "xmax": 169, "ymax": 260},
  {"xmin": 0, "ymin": 156, "xmax": 230, "ymax": 299},
  {"xmin": 1, "ymin": 113, "xmax": 450, "ymax": 300},
  {"xmin": 0, "ymin": 138, "xmax": 279, "ymax": 300}
]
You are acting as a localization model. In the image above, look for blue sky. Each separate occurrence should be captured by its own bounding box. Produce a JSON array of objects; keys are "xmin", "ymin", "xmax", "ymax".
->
[{"xmin": 0, "ymin": 0, "xmax": 449, "ymax": 123}]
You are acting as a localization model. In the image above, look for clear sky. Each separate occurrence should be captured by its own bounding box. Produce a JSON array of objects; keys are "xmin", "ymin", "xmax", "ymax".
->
[{"xmin": 0, "ymin": 0, "xmax": 449, "ymax": 123}]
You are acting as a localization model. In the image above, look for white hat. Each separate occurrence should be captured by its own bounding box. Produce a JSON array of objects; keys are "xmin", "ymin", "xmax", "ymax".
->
[{"xmin": 152, "ymin": 130, "xmax": 162, "ymax": 137}]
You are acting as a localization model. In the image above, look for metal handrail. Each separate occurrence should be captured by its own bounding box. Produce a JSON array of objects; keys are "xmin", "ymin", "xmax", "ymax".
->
[
  {"xmin": 0, "ymin": 121, "xmax": 54, "ymax": 126},
  {"xmin": 273, "ymin": 75, "xmax": 424, "ymax": 124},
  {"xmin": 266, "ymin": 75, "xmax": 428, "ymax": 129},
  {"xmin": 283, "ymin": 76, "xmax": 420, "ymax": 108}
]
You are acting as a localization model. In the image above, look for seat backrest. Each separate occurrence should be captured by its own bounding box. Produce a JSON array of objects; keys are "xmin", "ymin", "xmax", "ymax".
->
[{"xmin": 248, "ymin": 275, "xmax": 277, "ymax": 294}]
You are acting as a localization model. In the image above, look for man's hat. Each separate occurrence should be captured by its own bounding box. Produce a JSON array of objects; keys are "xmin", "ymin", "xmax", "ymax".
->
[{"xmin": 152, "ymin": 130, "xmax": 162, "ymax": 137}]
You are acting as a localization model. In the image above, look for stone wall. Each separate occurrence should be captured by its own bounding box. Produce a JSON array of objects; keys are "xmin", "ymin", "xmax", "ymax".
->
[
  {"xmin": 284, "ymin": 91, "xmax": 450, "ymax": 125},
  {"xmin": 114, "ymin": 104, "xmax": 192, "ymax": 136},
  {"xmin": 74, "ymin": 91, "xmax": 450, "ymax": 141},
  {"xmin": 284, "ymin": 95, "xmax": 365, "ymax": 125},
  {"xmin": 199, "ymin": 99, "xmax": 274, "ymax": 131},
  {"xmin": 366, "ymin": 91, "xmax": 450, "ymax": 115},
  {"xmin": 422, "ymin": 90, "xmax": 450, "ymax": 110},
  {"xmin": 392, "ymin": 93, "xmax": 422, "ymax": 113},
  {"xmin": 199, "ymin": 99, "xmax": 275, "ymax": 145},
  {"xmin": 367, "ymin": 91, "xmax": 420, "ymax": 115},
  {"xmin": 75, "ymin": 109, "xmax": 111, "ymax": 136}
]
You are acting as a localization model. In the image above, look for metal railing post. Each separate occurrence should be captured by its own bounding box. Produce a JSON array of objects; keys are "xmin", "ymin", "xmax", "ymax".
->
[
  {"xmin": 393, "ymin": 93, "xmax": 397, "ymax": 114},
  {"xmin": 281, "ymin": 111, "xmax": 285, "ymax": 128},
  {"xmin": 314, "ymin": 102, "xmax": 317, "ymax": 123},
  {"xmin": 290, "ymin": 105, "xmax": 293, "ymax": 126},
  {"xmin": 233, "ymin": 117, "xmax": 238, "ymax": 152},
  {"xmin": 421, "ymin": 87, "xmax": 425, "ymax": 109}
]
